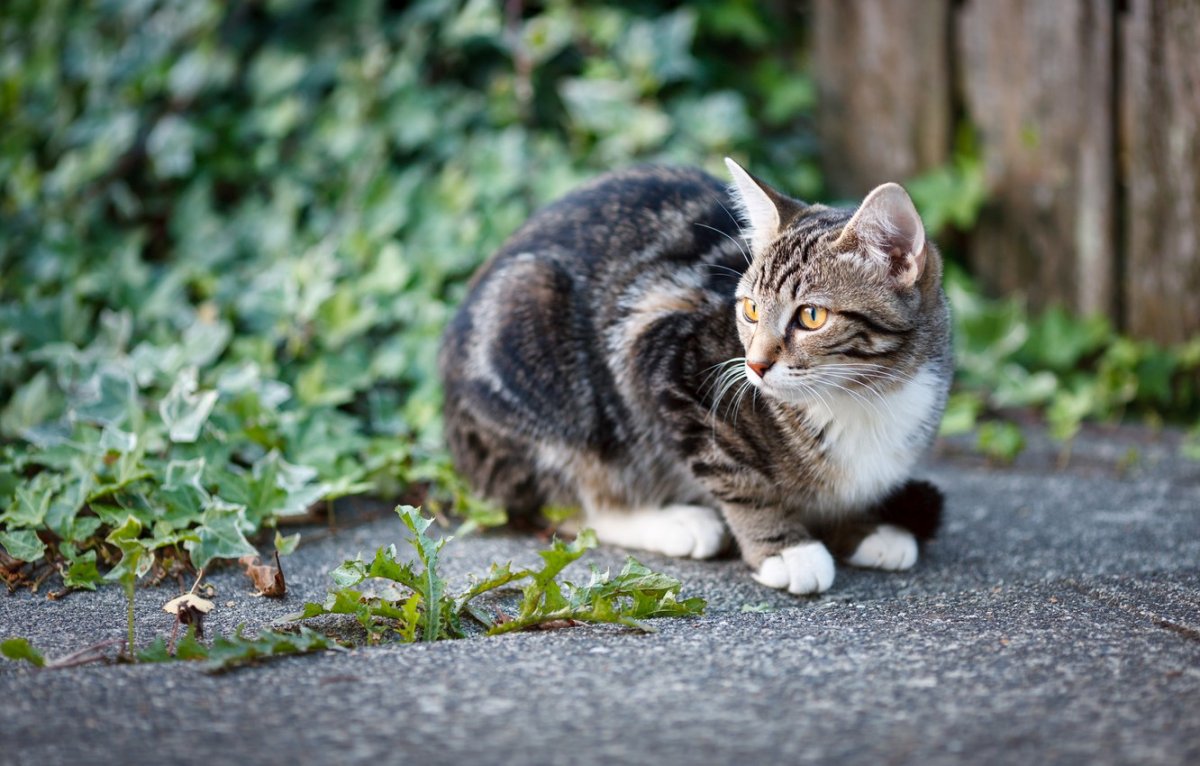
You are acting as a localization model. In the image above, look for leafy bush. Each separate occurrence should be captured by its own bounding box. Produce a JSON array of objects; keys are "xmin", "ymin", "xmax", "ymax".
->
[
  {"xmin": 0, "ymin": 0, "xmax": 811, "ymax": 581},
  {"xmin": 942, "ymin": 263, "xmax": 1200, "ymax": 453}
]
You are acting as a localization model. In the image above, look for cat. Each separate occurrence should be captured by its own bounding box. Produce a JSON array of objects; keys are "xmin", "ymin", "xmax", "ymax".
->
[{"xmin": 439, "ymin": 159, "xmax": 952, "ymax": 594}]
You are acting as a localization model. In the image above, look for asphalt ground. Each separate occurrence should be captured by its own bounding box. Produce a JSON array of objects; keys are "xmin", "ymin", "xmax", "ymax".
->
[{"xmin": 1, "ymin": 426, "xmax": 1198, "ymax": 766}]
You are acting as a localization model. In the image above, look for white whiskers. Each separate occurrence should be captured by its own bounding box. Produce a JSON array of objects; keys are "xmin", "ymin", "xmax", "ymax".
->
[{"xmin": 694, "ymin": 222, "xmax": 751, "ymax": 267}]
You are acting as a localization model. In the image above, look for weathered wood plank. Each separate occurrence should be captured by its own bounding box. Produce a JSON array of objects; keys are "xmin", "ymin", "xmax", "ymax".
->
[
  {"xmin": 957, "ymin": 0, "xmax": 1117, "ymax": 319},
  {"xmin": 1120, "ymin": 0, "xmax": 1200, "ymax": 345},
  {"xmin": 811, "ymin": 0, "xmax": 952, "ymax": 198}
]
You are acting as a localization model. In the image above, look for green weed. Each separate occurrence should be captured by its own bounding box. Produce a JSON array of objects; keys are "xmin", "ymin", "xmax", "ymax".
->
[
  {"xmin": 2, "ymin": 506, "xmax": 705, "ymax": 671},
  {"xmin": 298, "ymin": 506, "xmax": 706, "ymax": 642}
]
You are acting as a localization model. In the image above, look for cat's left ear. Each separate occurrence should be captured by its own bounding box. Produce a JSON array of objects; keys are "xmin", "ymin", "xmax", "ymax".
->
[
  {"xmin": 835, "ymin": 182, "xmax": 927, "ymax": 288},
  {"xmin": 724, "ymin": 158, "xmax": 800, "ymax": 255}
]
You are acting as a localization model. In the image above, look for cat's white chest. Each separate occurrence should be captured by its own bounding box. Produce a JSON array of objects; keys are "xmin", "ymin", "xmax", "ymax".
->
[{"xmin": 806, "ymin": 365, "xmax": 940, "ymax": 510}]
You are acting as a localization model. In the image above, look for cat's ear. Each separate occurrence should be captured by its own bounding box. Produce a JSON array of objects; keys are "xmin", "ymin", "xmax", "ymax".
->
[
  {"xmin": 724, "ymin": 157, "xmax": 794, "ymax": 254},
  {"xmin": 835, "ymin": 182, "xmax": 926, "ymax": 287}
]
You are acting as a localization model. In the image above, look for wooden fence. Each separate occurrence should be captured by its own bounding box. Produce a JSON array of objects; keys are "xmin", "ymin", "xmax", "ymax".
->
[{"xmin": 811, "ymin": 0, "xmax": 1199, "ymax": 345}]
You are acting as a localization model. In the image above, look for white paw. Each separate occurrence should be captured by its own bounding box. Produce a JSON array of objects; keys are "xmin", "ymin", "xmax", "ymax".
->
[
  {"xmin": 753, "ymin": 542, "xmax": 836, "ymax": 595},
  {"xmin": 847, "ymin": 524, "xmax": 918, "ymax": 571},
  {"xmin": 655, "ymin": 505, "xmax": 728, "ymax": 559},
  {"xmin": 588, "ymin": 505, "xmax": 728, "ymax": 560}
]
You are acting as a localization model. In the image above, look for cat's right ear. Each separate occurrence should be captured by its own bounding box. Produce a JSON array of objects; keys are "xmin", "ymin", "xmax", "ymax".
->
[
  {"xmin": 724, "ymin": 158, "xmax": 791, "ymax": 254},
  {"xmin": 834, "ymin": 182, "xmax": 927, "ymax": 288}
]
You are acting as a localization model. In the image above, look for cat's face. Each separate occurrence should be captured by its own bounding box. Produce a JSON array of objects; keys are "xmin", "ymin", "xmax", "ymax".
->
[{"xmin": 725, "ymin": 159, "xmax": 933, "ymax": 405}]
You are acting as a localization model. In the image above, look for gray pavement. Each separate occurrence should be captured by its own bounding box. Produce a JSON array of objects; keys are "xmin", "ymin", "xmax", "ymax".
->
[{"xmin": 2, "ymin": 427, "xmax": 1198, "ymax": 766}]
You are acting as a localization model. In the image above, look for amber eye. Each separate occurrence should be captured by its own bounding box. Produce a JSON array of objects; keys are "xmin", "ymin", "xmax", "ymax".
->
[
  {"xmin": 797, "ymin": 305, "xmax": 828, "ymax": 330},
  {"xmin": 742, "ymin": 298, "xmax": 760, "ymax": 323}
]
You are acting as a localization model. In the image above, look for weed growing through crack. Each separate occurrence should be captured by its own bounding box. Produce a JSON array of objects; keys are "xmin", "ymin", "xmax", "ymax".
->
[
  {"xmin": 2, "ymin": 506, "xmax": 705, "ymax": 671},
  {"xmin": 297, "ymin": 506, "xmax": 707, "ymax": 642}
]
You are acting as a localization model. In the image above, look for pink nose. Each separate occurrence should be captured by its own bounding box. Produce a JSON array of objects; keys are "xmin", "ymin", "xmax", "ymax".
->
[{"xmin": 747, "ymin": 359, "xmax": 773, "ymax": 378}]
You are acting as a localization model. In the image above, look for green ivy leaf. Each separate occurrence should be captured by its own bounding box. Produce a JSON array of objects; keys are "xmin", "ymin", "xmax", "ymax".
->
[
  {"xmin": 136, "ymin": 637, "xmax": 174, "ymax": 663},
  {"xmin": 1, "ymin": 637, "xmax": 46, "ymax": 667},
  {"xmin": 1, "ymin": 479, "xmax": 54, "ymax": 529},
  {"xmin": 159, "ymin": 368, "xmax": 219, "ymax": 443},
  {"xmin": 63, "ymin": 550, "xmax": 102, "ymax": 590},
  {"xmin": 274, "ymin": 530, "xmax": 300, "ymax": 556},
  {"xmin": 184, "ymin": 499, "xmax": 258, "ymax": 569},
  {"xmin": 104, "ymin": 515, "xmax": 154, "ymax": 581},
  {"xmin": 175, "ymin": 629, "xmax": 210, "ymax": 660},
  {"xmin": 0, "ymin": 530, "xmax": 47, "ymax": 563}
]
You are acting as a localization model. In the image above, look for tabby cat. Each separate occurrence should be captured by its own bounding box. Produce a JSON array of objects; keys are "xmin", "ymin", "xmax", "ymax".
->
[{"xmin": 439, "ymin": 160, "xmax": 952, "ymax": 594}]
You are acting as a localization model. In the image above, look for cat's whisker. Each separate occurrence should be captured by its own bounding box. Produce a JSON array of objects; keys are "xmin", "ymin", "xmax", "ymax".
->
[
  {"xmin": 697, "ymin": 357, "xmax": 745, "ymax": 397},
  {"xmin": 705, "ymin": 199, "xmax": 753, "ymax": 266},
  {"xmin": 817, "ymin": 363, "xmax": 920, "ymax": 386},
  {"xmin": 791, "ymin": 369, "xmax": 894, "ymax": 424},
  {"xmin": 707, "ymin": 360, "xmax": 747, "ymax": 399},
  {"xmin": 794, "ymin": 379, "xmax": 840, "ymax": 425},
  {"xmin": 707, "ymin": 362, "xmax": 749, "ymax": 424},
  {"xmin": 817, "ymin": 361, "xmax": 918, "ymax": 377},
  {"xmin": 787, "ymin": 374, "xmax": 837, "ymax": 418},
  {"xmin": 816, "ymin": 375, "xmax": 899, "ymax": 428},
  {"xmin": 808, "ymin": 366, "xmax": 919, "ymax": 392},
  {"xmin": 805, "ymin": 382, "xmax": 891, "ymax": 444},
  {"xmin": 700, "ymin": 263, "xmax": 745, "ymax": 282},
  {"xmin": 694, "ymin": 222, "xmax": 751, "ymax": 267},
  {"xmin": 807, "ymin": 368, "xmax": 904, "ymax": 391},
  {"xmin": 731, "ymin": 378, "xmax": 756, "ymax": 425}
]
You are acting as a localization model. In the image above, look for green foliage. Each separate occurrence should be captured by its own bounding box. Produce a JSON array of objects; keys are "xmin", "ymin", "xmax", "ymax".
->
[
  {"xmin": 976, "ymin": 421, "xmax": 1026, "ymax": 465},
  {"xmin": 1183, "ymin": 428, "xmax": 1200, "ymax": 461},
  {"xmin": 942, "ymin": 265, "xmax": 1200, "ymax": 455},
  {"xmin": 907, "ymin": 125, "xmax": 987, "ymax": 236},
  {"xmin": 911, "ymin": 123, "xmax": 1200, "ymax": 459},
  {"xmin": 740, "ymin": 602, "xmax": 774, "ymax": 614},
  {"xmin": 138, "ymin": 626, "xmax": 340, "ymax": 673},
  {"xmin": 1, "ymin": 637, "xmax": 46, "ymax": 667},
  {"xmin": 299, "ymin": 506, "xmax": 706, "ymax": 642},
  {"xmin": 0, "ymin": 1, "xmax": 810, "ymax": 583}
]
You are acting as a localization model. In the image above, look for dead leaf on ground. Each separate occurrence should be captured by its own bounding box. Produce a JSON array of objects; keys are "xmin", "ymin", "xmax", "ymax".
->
[
  {"xmin": 163, "ymin": 592, "xmax": 215, "ymax": 615},
  {"xmin": 163, "ymin": 592, "xmax": 215, "ymax": 638},
  {"xmin": 240, "ymin": 550, "xmax": 286, "ymax": 598}
]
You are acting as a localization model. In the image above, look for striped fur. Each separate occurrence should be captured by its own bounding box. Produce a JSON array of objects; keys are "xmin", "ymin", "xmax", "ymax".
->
[{"xmin": 440, "ymin": 164, "xmax": 952, "ymax": 593}]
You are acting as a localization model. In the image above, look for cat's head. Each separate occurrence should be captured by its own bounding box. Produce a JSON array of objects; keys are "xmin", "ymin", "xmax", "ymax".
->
[{"xmin": 724, "ymin": 158, "xmax": 942, "ymax": 404}]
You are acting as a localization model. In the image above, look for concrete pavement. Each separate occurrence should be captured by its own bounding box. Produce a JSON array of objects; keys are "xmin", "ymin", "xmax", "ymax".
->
[{"xmin": 1, "ymin": 426, "xmax": 1198, "ymax": 765}]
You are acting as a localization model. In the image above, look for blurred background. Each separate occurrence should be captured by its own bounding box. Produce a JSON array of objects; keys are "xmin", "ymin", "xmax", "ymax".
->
[{"xmin": 1, "ymin": 1, "xmax": 1198, "ymax": 579}]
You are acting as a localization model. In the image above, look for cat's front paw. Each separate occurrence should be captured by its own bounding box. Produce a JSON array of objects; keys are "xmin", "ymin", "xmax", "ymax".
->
[
  {"xmin": 753, "ymin": 541, "xmax": 835, "ymax": 595},
  {"xmin": 847, "ymin": 524, "xmax": 917, "ymax": 571}
]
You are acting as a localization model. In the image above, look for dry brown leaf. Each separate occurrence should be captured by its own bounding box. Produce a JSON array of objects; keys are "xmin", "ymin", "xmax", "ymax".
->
[
  {"xmin": 163, "ymin": 592, "xmax": 215, "ymax": 615},
  {"xmin": 163, "ymin": 592, "xmax": 215, "ymax": 638},
  {"xmin": 240, "ymin": 550, "xmax": 286, "ymax": 598}
]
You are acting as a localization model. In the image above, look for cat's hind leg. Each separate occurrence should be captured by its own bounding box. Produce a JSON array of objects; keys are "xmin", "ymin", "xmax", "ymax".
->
[
  {"xmin": 585, "ymin": 504, "xmax": 728, "ymax": 560},
  {"xmin": 845, "ymin": 525, "xmax": 918, "ymax": 571},
  {"xmin": 814, "ymin": 479, "xmax": 944, "ymax": 572},
  {"xmin": 551, "ymin": 448, "xmax": 729, "ymax": 559}
]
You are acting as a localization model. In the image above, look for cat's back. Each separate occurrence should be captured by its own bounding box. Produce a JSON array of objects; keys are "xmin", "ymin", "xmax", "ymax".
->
[
  {"xmin": 440, "ymin": 165, "xmax": 744, "ymax": 508},
  {"xmin": 472, "ymin": 165, "xmax": 735, "ymax": 281},
  {"xmin": 443, "ymin": 164, "xmax": 742, "ymax": 381}
]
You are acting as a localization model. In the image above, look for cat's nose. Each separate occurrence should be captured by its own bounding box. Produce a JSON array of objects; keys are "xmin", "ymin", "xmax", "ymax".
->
[{"xmin": 746, "ymin": 359, "xmax": 773, "ymax": 379}]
